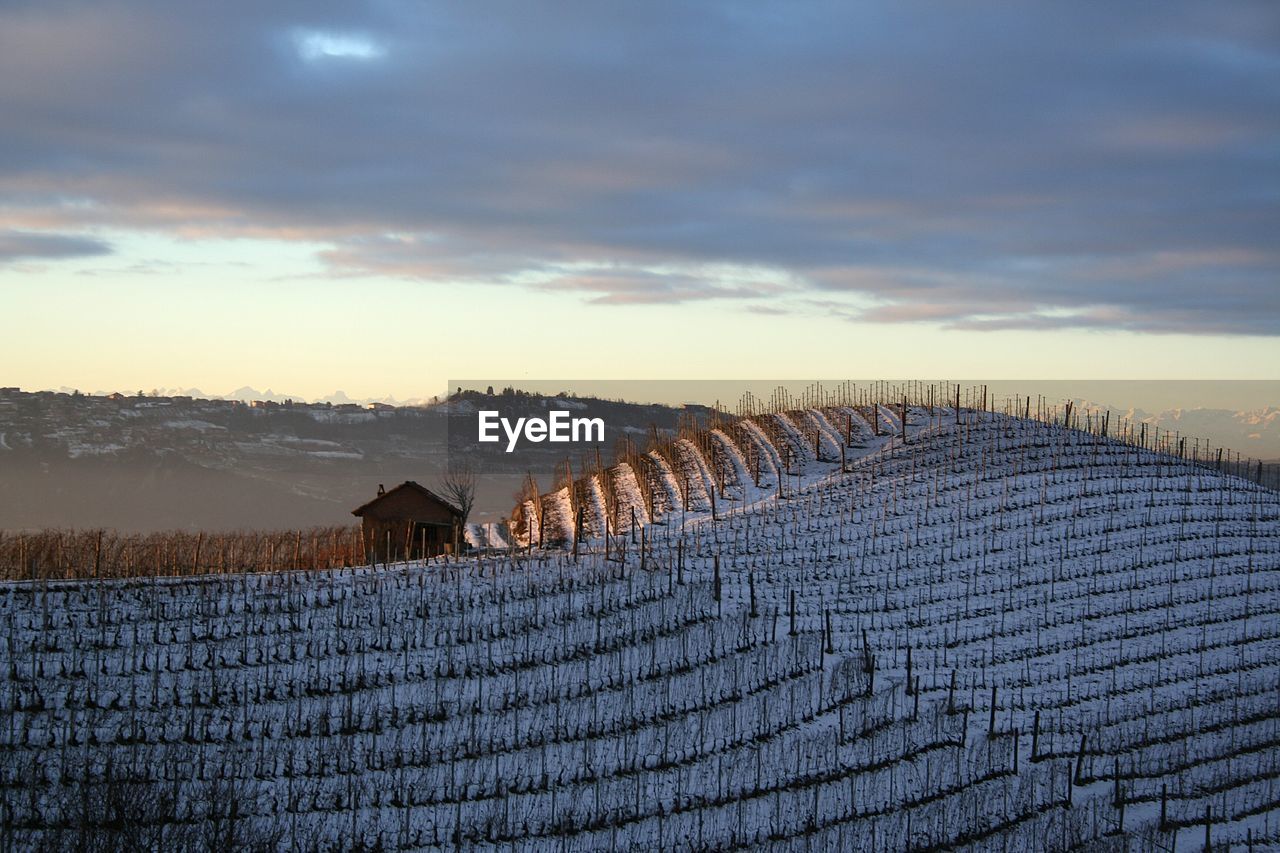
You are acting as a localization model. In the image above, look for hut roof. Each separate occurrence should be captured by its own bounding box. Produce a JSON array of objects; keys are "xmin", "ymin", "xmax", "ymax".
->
[{"xmin": 351, "ymin": 480, "xmax": 463, "ymax": 518}]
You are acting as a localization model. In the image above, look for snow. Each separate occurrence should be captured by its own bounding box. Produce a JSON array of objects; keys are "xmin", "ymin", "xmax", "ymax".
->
[
  {"xmin": 3, "ymin": 403, "xmax": 1280, "ymax": 849},
  {"xmin": 438, "ymin": 398, "xmax": 478, "ymax": 414},
  {"xmin": 769, "ymin": 411, "xmax": 816, "ymax": 466},
  {"xmin": 161, "ymin": 418, "xmax": 224, "ymax": 431},
  {"xmin": 671, "ymin": 438, "xmax": 715, "ymax": 512},
  {"xmin": 540, "ymin": 487, "xmax": 575, "ymax": 546},
  {"xmin": 466, "ymin": 521, "xmax": 511, "ymax": 551},
  {"xmin": 736, "ymin": 417, "xmax": 783, "ymax": 489},
  {"xmin": 609, "ymin": 462, "xmax": 650, "ymax": 532},
  {"xmin": 643, "ymin": 450, "xmax": 684, "ymax": 520},
  {"xmin": 798, "ymin": 408, "xmax": 844, "ymax": 461},
  {"xmin": 66, "ymin": 441, "xmax": 125, "ymax": 457},
  {"xmin": 872, "ymin": 402, "xmax": 901, "ymax": 435},
  {"xmin": 510, "ymin": 497, "xmax": 540, "ymax": 547},
  {"xmin": 581, "ymin": 474, "xmax": 610, "ymax": 539},
  {"xmin": 229, "ymin": 434, "xmax": 360, "ymax": 458},
  {"xmin": 827, "ymin": 405, "xmax": 876, "ymax": 445},
  {"xmin": 708, "ymin": 429, "xmax": 754, "ymax": 502},
  {"xmin": 307, "ymin": 408, "xmax": 378, "ymax": 424}
]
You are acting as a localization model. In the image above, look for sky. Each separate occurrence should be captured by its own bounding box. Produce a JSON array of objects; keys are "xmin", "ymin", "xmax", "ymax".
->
[{"xmin": 2, "ymin": 0, "xmax": 1279, "ymax": 402}]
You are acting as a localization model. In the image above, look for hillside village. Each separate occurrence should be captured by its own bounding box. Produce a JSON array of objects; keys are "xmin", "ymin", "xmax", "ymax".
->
[{"xmin": 0, "ymin": 388, "xmax": 712, "ymax": 531}]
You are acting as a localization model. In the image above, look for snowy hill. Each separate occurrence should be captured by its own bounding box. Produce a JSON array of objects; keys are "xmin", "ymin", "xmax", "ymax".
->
[{"xmin": 2, "ymin": 403, "xmax": 1279, "ymax": 849}]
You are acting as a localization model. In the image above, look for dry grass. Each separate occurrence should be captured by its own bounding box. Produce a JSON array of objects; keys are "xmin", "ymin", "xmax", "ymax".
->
[{"xmin": 0, "ymin": 525, "xmax": 364, "ymax": 581}]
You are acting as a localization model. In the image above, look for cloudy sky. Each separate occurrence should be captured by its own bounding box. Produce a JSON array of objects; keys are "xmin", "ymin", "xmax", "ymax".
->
[{"xmin": 3, "ymin": 0, "xmax": 1278, "ymax": 399}]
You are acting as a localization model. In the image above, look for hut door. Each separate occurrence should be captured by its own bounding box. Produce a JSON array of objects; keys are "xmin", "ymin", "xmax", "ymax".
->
[{"xmin": 412, "ymin": 522, "xmax": 438, "ymax": 558}]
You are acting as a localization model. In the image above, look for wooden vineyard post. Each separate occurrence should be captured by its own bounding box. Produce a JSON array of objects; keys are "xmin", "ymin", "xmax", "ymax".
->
[
  {"xmin": 644, "ymin": 457, "xmax": 656, "ymax": 522},
  {"xmin": 862, "ymin": 629, "xmax": 875, "ymax": 696},
  {"xmin": 573, "ymin": 506, "xmax": 583, "ymax": 562},
  {"xmin": 1114, "ymin": 756, "xmax": 1124, "ymax": 832}
]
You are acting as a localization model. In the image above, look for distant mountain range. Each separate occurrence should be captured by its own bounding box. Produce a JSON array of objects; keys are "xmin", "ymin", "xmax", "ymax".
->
[{"xmin": 1070, "ymin": 400, "xmax": 1280, "ymax": 458}]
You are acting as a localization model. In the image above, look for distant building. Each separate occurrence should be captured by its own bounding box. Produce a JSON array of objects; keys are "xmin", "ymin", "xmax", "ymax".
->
[{"xmin": 352, "ymin": 481, "xmax": 463, "ymax": 562}]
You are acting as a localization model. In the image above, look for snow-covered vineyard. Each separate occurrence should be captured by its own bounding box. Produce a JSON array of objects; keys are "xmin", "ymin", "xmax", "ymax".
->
[{"xmin": 4, "ymin": 399, "xmax": 1280, "ymax": 850}]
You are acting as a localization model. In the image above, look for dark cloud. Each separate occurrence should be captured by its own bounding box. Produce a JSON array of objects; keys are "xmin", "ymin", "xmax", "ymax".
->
[
  {"xmin": 0, "ymin": 0, "xmax": 1276, "ymax": 333},
  {"xmin": 0, "ymin": 230, "xmax": 110, "ymax": 263}
]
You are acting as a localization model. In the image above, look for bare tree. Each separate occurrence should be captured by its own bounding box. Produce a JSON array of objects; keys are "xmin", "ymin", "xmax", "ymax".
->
[{"xmin": 439, "ymin": 459, "xmax": 477, "ymax": 527}]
